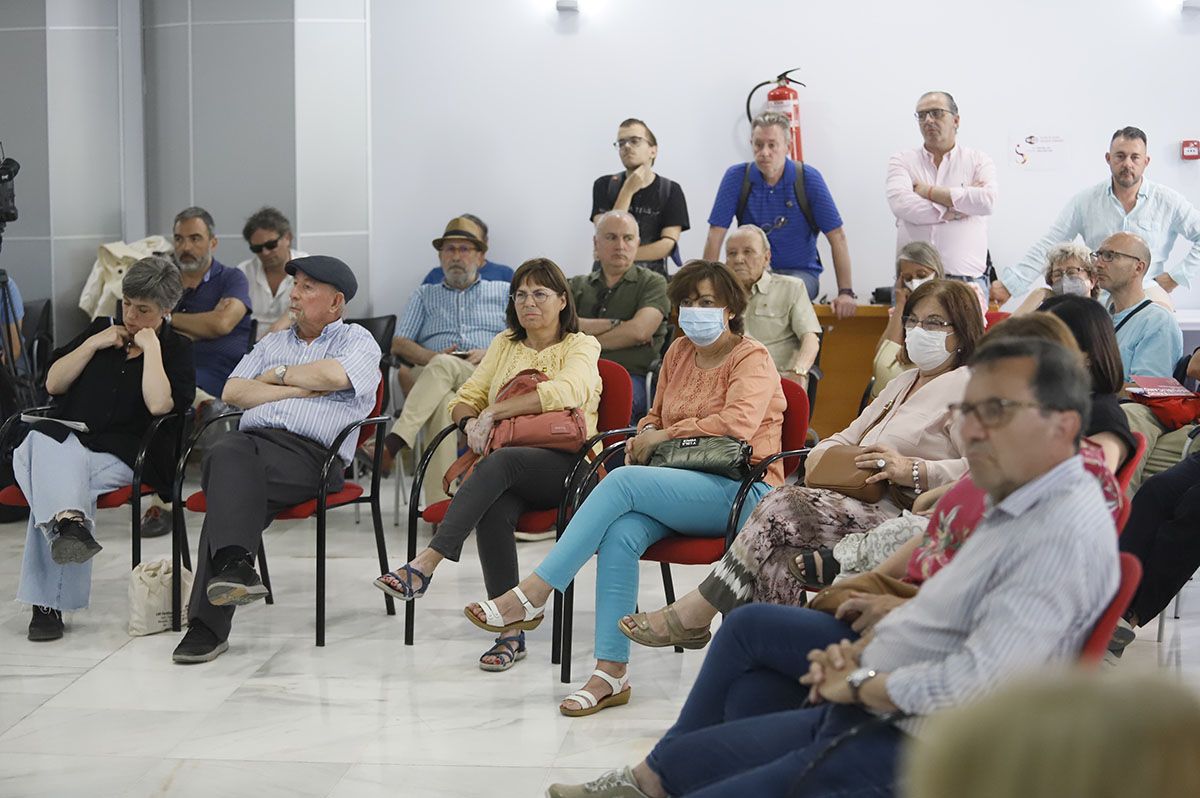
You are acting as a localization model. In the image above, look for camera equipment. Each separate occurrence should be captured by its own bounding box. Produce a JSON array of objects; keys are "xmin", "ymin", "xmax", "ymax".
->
[
  {"xmin": 0, "ymin": 142, "xmax": 35, "ymax": 408},
  {"xmin": 0, "ymin": 143, "xmax": 18, "ymax": 236}
]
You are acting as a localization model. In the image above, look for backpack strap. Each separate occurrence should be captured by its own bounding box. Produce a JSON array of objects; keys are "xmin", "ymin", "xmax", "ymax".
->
[
  {"xmin": 1114, "ymin": 299, "xmax": 1153, "ymax": 334},
  {"xmin": 605, "ymin": 172, "xmax": 624, "ymax": 209},
  {"xmin": 735, "ymin": 163, "xmax": 753, "ymax": 224},
  {"xmin": 792, "ymin": 160, "xmax": 819, "ymax": 236}
]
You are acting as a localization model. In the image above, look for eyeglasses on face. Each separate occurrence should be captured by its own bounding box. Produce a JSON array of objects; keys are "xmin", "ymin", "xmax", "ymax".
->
[
  {"xmin": 915, "ymin": 109, "xmax": 953, "ymax": 122},
  {"xmin": 512, "ymin": 289, "xmax": 559, "ymax": 305},
  {"xmin": 1048, "ymin": 266, "xmax": 1090, "ymax": 282},
  {"xmin": 613, "ymin": 136, "xmax": 646, "ymax": 150},
  {"xmin": 1090, "ymin": 249, "xmax": 1141, "ymax": 264},
  {"xmin": 949, "ymin": 398, "xmax": 1044, "ymax": 429},
  {"xmin": 249, "ymin": 237, "xmax": 282, "ymax": 254},
  {"xmin": 441, "ymin": 243, "xmax": 478, "ymax": 256},
  {"xmin": 902, "ymin": 315, "xmax": 955, "ymax": 332}
]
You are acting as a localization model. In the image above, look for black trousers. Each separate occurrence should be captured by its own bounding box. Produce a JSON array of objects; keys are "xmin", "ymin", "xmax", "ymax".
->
[
  {"xmin": 187, "ymin": 428, "xmax": 343, "ymax": 641},
  {"xmin": 1120, "ymin": 452, "xmax": 1200, "ymax": 625},
  {"xmin": 428, "ymin": 446, "xmax": 577, "ymax": 599}
]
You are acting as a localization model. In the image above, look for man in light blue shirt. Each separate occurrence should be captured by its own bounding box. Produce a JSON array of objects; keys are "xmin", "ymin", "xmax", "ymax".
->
[
  {"xmin": 1094, "ymin": 232, "xmax": 1183, "ymax": 379},
  {"xmin": 994, "ymin": 127, "xmax": 1200, "ymax": 304}
]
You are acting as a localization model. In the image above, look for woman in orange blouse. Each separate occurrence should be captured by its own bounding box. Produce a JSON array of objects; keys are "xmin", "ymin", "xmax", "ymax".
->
[{"xmin": 465, "ymin": 260, "xmax": 785, "ymax": 716}]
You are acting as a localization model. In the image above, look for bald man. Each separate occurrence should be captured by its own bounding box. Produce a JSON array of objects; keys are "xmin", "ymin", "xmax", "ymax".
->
[{"xmin": 1093, "ymin": 232, "xmax": 1182, "ymax": 379}]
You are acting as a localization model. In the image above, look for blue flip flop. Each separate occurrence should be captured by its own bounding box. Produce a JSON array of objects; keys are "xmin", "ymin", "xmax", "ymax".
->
[
  {"xmin": 479, "ymin": 631, "xmax": 526, "ymax": 672},
  {"xmin": 373, "ymin": 564, "xmax": 432, "ymax": 601}
]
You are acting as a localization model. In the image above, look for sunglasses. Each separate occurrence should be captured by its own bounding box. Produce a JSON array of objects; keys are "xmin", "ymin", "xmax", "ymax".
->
[{"xmin": 249, "ymin": 237, "xmax": 282, "ymax": 254}]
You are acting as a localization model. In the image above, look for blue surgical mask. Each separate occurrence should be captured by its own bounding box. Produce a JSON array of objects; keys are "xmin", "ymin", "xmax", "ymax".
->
[{"xmin": 678, "ymin": 306, "xmax": 727, "ymax": 347}]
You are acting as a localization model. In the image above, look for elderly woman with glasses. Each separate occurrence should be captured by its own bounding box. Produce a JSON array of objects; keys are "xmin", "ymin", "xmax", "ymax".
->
[
  {"xmin": 18, "ymin": 256, "xmax": 195, "ymax": 642},
  {"xmin": 373, "ymin": 258, "xmax": 603, "ymax": 671},
  {"xmin": 1013, "ymin": 241, "xmax": 1102, "ymax": 315},
  {"xmin": 621, "ymin": 279, "xmax": 985, "ymax": 650}
]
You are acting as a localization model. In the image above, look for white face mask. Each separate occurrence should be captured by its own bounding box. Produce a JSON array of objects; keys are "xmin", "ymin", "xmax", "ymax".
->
[
  {"xmin": 1052, "ymin": 275, "xmax": 1091, "ymax": 297},
  {"xmin": 905, "ymin": 326, "xmax": 954, "ymax": 372},
  {"xmin": 904, "ymin": 275, "xmax": 934, "ymax": 293}
]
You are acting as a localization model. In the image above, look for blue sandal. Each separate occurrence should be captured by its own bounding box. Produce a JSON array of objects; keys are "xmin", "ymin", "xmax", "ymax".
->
[
  {"xmin": 373, "ymin": 564, "xmax": 432, "ymax": 600},
  {"xmin": 479, "ymin": 631, "xmax": 526, "ymax": 672}
]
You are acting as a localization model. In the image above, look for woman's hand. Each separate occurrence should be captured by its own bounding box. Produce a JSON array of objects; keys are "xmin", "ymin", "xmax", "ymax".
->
[
  {"xmin": 893, "ymin": 274, "xmax": 910, "ymax": 311},
  {"xmin": 132, "ymin": 327, "xmax": 160, "ymax": 354},
  {"xmin": 465, "ymin": 410, "xmax": 495, "ymax": 454},
  {"xmin": 87, "ymin": 324, "xmax": 130, "ymax": 353},
  {"xmin": 855, "ymin": 444, "xmax": 909, "ymax": 486},
  {"xmin": 627, "ymin": 427, "xmax": 670, "ymax": 465}
]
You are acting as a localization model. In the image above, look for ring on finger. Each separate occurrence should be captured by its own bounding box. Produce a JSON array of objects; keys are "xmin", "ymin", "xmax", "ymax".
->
[{"xmin": 875, "ymin": 458, "xmax": 887, "ymax": 470}]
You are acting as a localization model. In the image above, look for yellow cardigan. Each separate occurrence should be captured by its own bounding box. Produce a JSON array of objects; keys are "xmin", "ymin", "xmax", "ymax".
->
[{"xmin": 448, "ymin": 331, "xmax": 603, "ymax": 436}]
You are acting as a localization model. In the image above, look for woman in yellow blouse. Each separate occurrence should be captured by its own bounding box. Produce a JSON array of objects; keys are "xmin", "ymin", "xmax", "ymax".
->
[{"xmin": 373, "ymin": 258, "xmax": 602, "ymax": 670}]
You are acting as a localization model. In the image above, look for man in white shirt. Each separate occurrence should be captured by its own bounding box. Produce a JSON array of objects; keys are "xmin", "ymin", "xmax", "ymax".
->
[{"xmin": 236, "ymin": 207, "xmax": 308, "ymax": 339}]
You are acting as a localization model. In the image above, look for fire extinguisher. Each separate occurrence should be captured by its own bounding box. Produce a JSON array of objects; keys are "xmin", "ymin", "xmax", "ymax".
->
[{"xmin": 745, "ymin": 68, "xmax": 806, "ymax": 161}]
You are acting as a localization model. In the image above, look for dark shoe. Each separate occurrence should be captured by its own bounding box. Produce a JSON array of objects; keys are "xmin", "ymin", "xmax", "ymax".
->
[
  {"xmin": 172, "ymin": 620, "xmax": 228, "ymax": 664},
  {"xmin": 49, "ymin": 517, "xmax": 103, "ymax": 565},
  {"xmin": 28, "ymin": 606, "xmax": 63, "ymax": 642},
  {"xmin": 139, "ymin": 505, "xmax": 172, "ymax": 539},
  {"xmin": 206, "ymin": 558, "xmax": 269, "ymax": 607},
  {"xmin": 1108, "ymin": 619, "xmax": 1137, "ymax": 657}
]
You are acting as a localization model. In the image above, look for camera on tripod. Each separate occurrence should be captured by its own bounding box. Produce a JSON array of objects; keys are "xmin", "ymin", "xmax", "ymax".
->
[{"xmin": 0, "ymin": 145, "xmax": 18, "ymax": 232}]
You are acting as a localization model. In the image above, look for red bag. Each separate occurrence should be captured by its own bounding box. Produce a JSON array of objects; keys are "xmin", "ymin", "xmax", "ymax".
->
[
  {"xmin": 1129, "ymin": 376, "xmax": 1200, "ymax": 431},
  {"xmin": 442, "ymin": 369, "xmax": 588, "ymax": 494}
]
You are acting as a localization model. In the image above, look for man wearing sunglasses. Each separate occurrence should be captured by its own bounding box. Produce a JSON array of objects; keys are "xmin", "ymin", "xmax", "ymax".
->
[
  {"xmin": 237, "ymin": 207, "xmax": 308, "ymax": 340},
  {"xmin": 994, "ymin": 127, "xmax": 1200, "ymax": 307}
]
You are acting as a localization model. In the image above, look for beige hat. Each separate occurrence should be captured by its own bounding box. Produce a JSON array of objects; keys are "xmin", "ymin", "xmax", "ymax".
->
[{"xmin": 431, "ymin": 216, "xmax": 488, "ymax": 253}]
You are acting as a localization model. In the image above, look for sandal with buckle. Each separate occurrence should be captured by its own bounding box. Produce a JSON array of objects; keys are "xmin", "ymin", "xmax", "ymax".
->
[
  {"xmin": 479, "ymin": 631, "xmax": 526, "ymax": 672},
  {"xmin": 619, "ymin": 605, "xmax": 711, "ymax": 650},
  {"xmin": 373, "ymin": 564, "xmax": 432, "ymax": 601},
  {"xmin": 464, "ymin": 586, "xmax": 544, "ymax": 633},
  {"xmin": 560, "ymin": 669, "xmax": 632, "ymax": 717},
  {"xmin": 786, "ymin": 546, "xmax": 840, "ymax": 589}
]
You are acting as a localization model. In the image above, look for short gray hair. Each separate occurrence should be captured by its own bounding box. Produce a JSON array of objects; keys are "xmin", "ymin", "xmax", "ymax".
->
[
  {"xmin": 1045, "ymin": 242, "xmax": 1095, "ymax": 275},
  {"xmin": 751, "ymin": 112, "xmax": 791, "ymax": 139},
  {"xmin": 174, "ymin": 206, "xmax": 215, "ymax": 237},
  {"xmin": 920, "ymin": 91, "xmax": 959, "ymax": 115},
  {"xmin": 594, "ymin": 209, "xmax": 639, "ymax": 235},
  {"xmin": 123, "ymin": 256, "xmax": 183, "ymax": 311},
  {"xmin": 896, "ymin": 241, "xmax": 945, "ymax": 277},
  {"xmin": 729, "ymin": 224, "xmax": 770, "ymax": 254}
]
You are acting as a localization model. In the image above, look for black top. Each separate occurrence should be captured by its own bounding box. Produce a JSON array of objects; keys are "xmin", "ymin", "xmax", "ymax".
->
[
  {"xmin": 39, "ymin": 317, "xmax": 195, "ymax": 497},
  {"xmin": 1089, "ymin": 392, "xmax": 1137, "ymax": 469},
  {"xmin": 590, "ymin": 173, "xmax": 691, "ymax": 245}
]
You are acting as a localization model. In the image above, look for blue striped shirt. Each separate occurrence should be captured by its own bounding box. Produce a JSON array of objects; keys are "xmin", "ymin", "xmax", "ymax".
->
[
  {"xmin": 395, "ymin": 278, "xmax": 509, "ymax": 351},
  {"xmin": 231, "ymin": 318, "xmax": 381, "ymax": 464},
  {"xmin": 862, "ymin": 454, "xmax": 1118, "ymax": 734}
]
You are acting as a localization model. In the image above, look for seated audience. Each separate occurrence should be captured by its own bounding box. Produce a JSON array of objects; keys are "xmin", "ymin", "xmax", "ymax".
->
[
  {"xmin": 906, "ymin": 673, "xmax": 1200, "ymax": 798},
  {"xmin": 727, "ymin": 224, "xmax": 820, "ymax": 390},
  {"xmin": 383, "ymin": 216, "xmax": 509, "ymax": 497},
  {"xmin": 570, "ymin": 210, "xmax": 669, "ymax": 419},
  {"xmin": 621, "ymin": 279, "xmax": 981, "ymax": 645},
  {"xmin": 18, "ymin": 257, "xmax": 194, "ymax": 641},
  {"xmin": 872, "ymin": 242, "xmax": 944, "ymax": 399},
  {"xmin": 373, "ymin": 258, "xmax": 601, "ymax": 671},
  {"xmin": 172, "ymin": 256, "xmax": 380, "ymax": 663},
  {"xmin": 464, "ymin": 261, "xmax": 784, "ymax": 715},
  {"xmin": 1012, "ymin": 241, "xmax": 1100, "ymax": 315},
  {"xmin": 420, "ymin": 213, "xmax": 512, "ymax": 285},
  {"xmin": 551, "ymin": 337, "xmax": 1117, "ymax": 798},
  {"xmin": 1093, "ymin": 231, "xmax": 1182, "ymax": 379},
  {"xmin": 590, "ymin": 118, "xmax": 690, "ymax": 278},
  {"xmin": 236, "ymin": 206, "xmax": 307, "ymax": 339}
]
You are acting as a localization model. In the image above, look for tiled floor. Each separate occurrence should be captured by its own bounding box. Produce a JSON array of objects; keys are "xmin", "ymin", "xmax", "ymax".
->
[{"xmin": 0, "ymin": 475, "xmax": 1195, "ymax": 797}]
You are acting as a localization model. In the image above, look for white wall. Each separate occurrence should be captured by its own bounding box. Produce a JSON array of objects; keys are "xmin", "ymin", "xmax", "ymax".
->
[{"xmin": 370, "ymin": 0, "xmax": 1200, "ymax": 317}]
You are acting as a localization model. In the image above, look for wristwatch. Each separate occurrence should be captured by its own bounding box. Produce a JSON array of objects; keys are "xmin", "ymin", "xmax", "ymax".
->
[
  {"xmin": 273, "ymin": 364, "xmax": 288, "ymax": 385},
  {"xmin": 846, "ymin": 667, "xmax": 878, "ymax": 704},
  {"xmin": 838, "ymin": 288, "xmax": 858, "ymax": 299}
]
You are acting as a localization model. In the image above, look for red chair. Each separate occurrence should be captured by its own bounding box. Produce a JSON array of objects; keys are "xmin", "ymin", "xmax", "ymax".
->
[
  {"xmin": 557, "ymin": 377, "xmax": 810, "ymax": 683},
  {"xmin": 1113, "ymin": 431, "xmax": 1148, "ymax": 533},
  {"xmin": 402, "ymin": 359, "xmax": 635, "ymax": 646},
  {"xmin": 0, "ymin": 406, "xmax": 192, "ymax": 571},
  {"xmin": 1079, "ymin": 552, "xmax": 1142, "ymax": 664},
  {"xmin": 984, "ymin": 310, "xmax": 1010, "ymax": 328},
  {"xmin": 172, "ymin": 379, "xmax": 392, "ymax": 646}
]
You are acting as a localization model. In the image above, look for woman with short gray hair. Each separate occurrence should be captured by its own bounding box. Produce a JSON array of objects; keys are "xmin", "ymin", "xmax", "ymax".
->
[
  {"xmin": 16, "ymin": 256, "xmax": 195, "ymax": 642},
  {"xmin": 1014, "ymin": 241, "xmax": 1101, "ymax": 314}
]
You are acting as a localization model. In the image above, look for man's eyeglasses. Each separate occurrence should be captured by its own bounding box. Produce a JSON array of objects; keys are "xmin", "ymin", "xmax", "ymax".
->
[
  {"xmin": 949, "ymin": 398, "xmax": 1044, "ymax": 429},
  {"xmin": 902, "ymin": 315, "xmax": 955, "ymax": 332},
  {"xmin": 613, "ymin": 136, "xmax": 646, "ymax": 150},
  {"xmin": 914, "ymin": 109, "xmax": 953, "ymax": 122},
  {"xmin": 512, "ymin": 289, "xmax": 559, "ymax": 305},
  {"xmin": 249, "ymin": 237, "xmax": 282, "ymax": 254},
  {"xmin": 1090, "ymin": 249, "xmax": 1142, "ymax": 264}
]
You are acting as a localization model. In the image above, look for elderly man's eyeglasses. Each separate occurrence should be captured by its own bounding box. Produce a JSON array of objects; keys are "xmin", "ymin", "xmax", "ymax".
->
[
  {"xmin": 613, "ymin": 136, "xmax": 646, "ymax": 150},
  {"xmin": 249, "ymin": 237, "xmax": 282, "ymax": 254},
  {"xmin": 512, "ymin": 289, "xmax": 558, "ymax": 305},
  {"xmin": 1090, "ymin": 249, "xmax": 1141, "ymax": 264},
  {"xmin": 949, "ymin": 398, "xmax": 1044, "ymax": 429},
  {"xmin": 902, "ymin": 315, "xmax": 954, "ymax": 332},
  {"xmin": 914, "ymin": 109, "xmax": 952, "ymax": 122}
]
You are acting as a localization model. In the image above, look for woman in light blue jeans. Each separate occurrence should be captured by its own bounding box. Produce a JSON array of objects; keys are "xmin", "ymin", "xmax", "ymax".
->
[{"xmin": 464, "ymin": 260, "xmax": 787, "ymax": 716}]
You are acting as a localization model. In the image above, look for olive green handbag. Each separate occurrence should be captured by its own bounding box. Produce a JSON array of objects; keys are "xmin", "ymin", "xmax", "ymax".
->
[{"xmin": 647, "ymin": 436, "xmax": 753, "ymax": 481}]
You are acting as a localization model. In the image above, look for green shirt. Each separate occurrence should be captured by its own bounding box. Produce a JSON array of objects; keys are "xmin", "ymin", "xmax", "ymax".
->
[{"xmin": 570, "ymin": 265, "xmax": 669, "ymax": 375}]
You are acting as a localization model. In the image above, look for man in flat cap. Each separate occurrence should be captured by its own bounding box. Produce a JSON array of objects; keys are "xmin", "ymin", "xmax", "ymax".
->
[
  {"xmin": 172, "ymin": 255, "xmax": 381, "ymax": 663},
  {"xmin": 383, "ymin": 216, "xmax": 509, "ymax": 502}
]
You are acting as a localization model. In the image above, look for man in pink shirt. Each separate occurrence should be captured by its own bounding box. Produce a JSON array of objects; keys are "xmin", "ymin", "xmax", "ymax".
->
[{"xmin": 886, "ymin": 91, "xmax": 998, "ymax": 298}]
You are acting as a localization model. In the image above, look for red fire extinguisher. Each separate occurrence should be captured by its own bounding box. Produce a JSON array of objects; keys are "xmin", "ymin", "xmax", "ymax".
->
[{"xmin": 745, "ymin": 68, "xmax": 805, "ymax": 161}]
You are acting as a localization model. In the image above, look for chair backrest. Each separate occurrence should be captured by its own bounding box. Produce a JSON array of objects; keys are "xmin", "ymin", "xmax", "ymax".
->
[
  {"xmin": 1115, "ymin": 432, "xmax": 1148, "ymax": 500},
  {"xmin": 349, "ymin": 315, "xmax": 398, "ymax": 408},
  {"xmin": 984, "ymin": 310, "xmax": 1010, "ymax": 329},
  {"xmin": 779, "ymin": 377, "xmax": 810, "ymax": 478},
  {"xmin": 596, "ymin": 359, "xmax": 633, "ymax": 436},
  {"xmin": 21, "ymin": 299, "xmax": 53, "ymax": 382},
  {"xmin": 246, "ymin": 319, "xmax": 259, "ymax": 351},
  {"xmin": 1079, "ymin": 552, "xmax": 1142, "ymax": 663},
  {"xmin": 355, "ymin": 378, "xmax": 386, "ymax": 449}
]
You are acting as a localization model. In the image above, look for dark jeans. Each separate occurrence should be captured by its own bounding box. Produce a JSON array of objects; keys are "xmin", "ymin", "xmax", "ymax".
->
[
  {"xmin": 428, "ymin": 446, "xmax": 577, "ymax": 598},
  {"xmin": 1120, "ymin": 452, "xmax": 1200, "ymax": 625},
  {"xmin": 647, "ymin": 604, "xmax": 900, "ymax": 797},
  {"xmin": 188, "ymin": 429, "xmax": 343, "ymax": 641}
]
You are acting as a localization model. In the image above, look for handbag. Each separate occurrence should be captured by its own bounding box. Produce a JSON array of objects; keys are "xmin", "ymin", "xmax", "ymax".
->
[
  {"xmin": 647, "ymin": 435, "xmax": 752, "ymax": 481},
  {"xmin": 442, "ymin": 369, "xmax": 589, "ymax": 494},
  {"xmin": 128, "ymin": 557, "xmax": 193, "ymax": 636},
  {"xmin": 804, "ymin": 396, "xmax": 897, "ymax": 503},
  {"xmin": 807, "ymin": 571, "xmax": 918, "ymax": 616}
]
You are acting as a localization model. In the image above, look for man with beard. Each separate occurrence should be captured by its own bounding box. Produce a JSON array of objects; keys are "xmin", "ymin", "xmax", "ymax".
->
[
  {"xmin": 383, "ymin": 216, "xmax": 509, "ymax": 502},
  {"xmin": 993, "ymin": 127, "xmax": 1200, "ymax": 307}
]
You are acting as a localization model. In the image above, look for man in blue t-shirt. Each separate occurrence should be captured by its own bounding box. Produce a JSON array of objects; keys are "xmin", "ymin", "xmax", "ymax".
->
[
  {"xmin": 703, "ymin": 113, "xmax": 857, "ymax": 318},
  {"xmin": 420, "ymin": 213, "xmax": 512, "ymax": 286},
  {"xmin": 0, "ymin": 274, "xmax": 24, "ymax": 365},
  {"xmin": 1096, "ymin": 231, "xmax": 1182, "ymax": 379}
]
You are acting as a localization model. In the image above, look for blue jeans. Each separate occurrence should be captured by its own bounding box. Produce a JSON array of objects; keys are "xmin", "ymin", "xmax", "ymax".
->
[
  {"xmin": 629, "ymin": 375, "xmax": 648, "ymax": 422},
  {"xmin": 534, "ymin": 465, "xmax": 771, "ymax": 662},
  {"xmin": 944, "ymin": 272, "xmax": 990, "ymax": 297},
  {"xmin": 15, "ymin": 431, "xmax": 134, "ymax": 611},
  {"xmin": 778, "ymin": 269, "xmax": 820, "ymax": 300},
  {"xmin": 646, "ymin": 604, "xmax": 900, "ymax": 797}
]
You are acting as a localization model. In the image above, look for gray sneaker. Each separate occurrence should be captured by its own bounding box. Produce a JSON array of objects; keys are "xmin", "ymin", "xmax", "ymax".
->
[
  {"xmin": 139, "ymin": 505, "xmax": 172, "ymax": 538},
  {"xmin": 546, "ymin": 767, "xmax": 650, "ymax": 798}
]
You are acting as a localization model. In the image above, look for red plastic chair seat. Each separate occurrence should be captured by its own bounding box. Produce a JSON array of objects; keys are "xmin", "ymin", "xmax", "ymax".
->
[
  {"xmin": 185, "ymin": 483, "xmax": 366, "ymax": 519},
  {"xmin": 641, "ymin": 536, "xmax": 726, "ymax": 565},
  {"xmin": 421, "ymin": 498, "xmax": 557, "ymax": 532},
  {"xmin": 0, "ymin": 482, "xmax": 154, "ymax": 509},
  {"xmin": 1079, "ymin": 552, "xmax": 1142, "ymax": 663}
]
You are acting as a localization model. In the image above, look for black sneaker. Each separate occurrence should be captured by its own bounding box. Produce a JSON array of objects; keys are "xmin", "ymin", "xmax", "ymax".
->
[
  {"xmin": 49, "ymin": 517, "xmax": 103, "ymax": 565},
  {"xmin": 206, "ymin": 558, "xmax": 269, "ymax": 607},
  {"xmin": 172, "ymin": 620, "xmax": 228, "ymax": 664},
  {"xmin": 28, "ymin": 606, "xmax": 63, "ymax": 641}
]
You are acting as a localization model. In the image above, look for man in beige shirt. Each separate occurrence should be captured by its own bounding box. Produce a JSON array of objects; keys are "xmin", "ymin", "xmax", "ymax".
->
[{"xmin": 725, "ymin": 224, "xmax": 820, "ymax": 388}]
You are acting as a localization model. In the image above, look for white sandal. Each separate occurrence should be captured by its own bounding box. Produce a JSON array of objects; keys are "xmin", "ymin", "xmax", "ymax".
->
[
  {"xmin": 463, "ymin": 586, "xmax": 545, "ymax": 633},
  {"xmin": 560, "ymin": 669, "xmax": 632, "ymax": 717}
]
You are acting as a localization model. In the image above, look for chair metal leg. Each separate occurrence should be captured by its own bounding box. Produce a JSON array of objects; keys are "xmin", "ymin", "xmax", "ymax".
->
[
  {"xmin": 131, "ymin": 492, "xmax": 142, "ymax": 570},
  {"xmin": 1158, "ymin": 609, "xmax": 1166, "ymax": 642},
  {"xmin": 551, "ymin": 590, "xmax": 563, "ymax": 665},
  {"xmin": 560, "ymin": 581, "xmax": 574, "ymax": 684},
  {"xmin": 1175, "ymin": 590, "xmax": 1183, "ymax": 619},
  {"xmin": 257, "ymin": 543, "xmax": 274, "ymax": 605},
  {"xmin": 172, "ymin": 507, "xmax": 183, "ymax": 632},
  {"xmin": 660, "ymin": 563, "xmax": 683, "ymax": 654},
  {"xmin": 316, "ymin": 509, "xmax": 326, "ymax": 647},
  {"xmin": 371, "ymin": 497, "xmax": 396, "ymax": 617}
]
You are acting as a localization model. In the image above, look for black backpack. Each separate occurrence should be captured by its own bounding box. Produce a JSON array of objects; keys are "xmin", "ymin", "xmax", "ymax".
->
[
  {"xmin": 734, "ymin": 160, "xmax": 818, "ymax": 236},
  {"xmin": 603, "ymin": 173, "xmax": 682, "ymax": 267}
]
